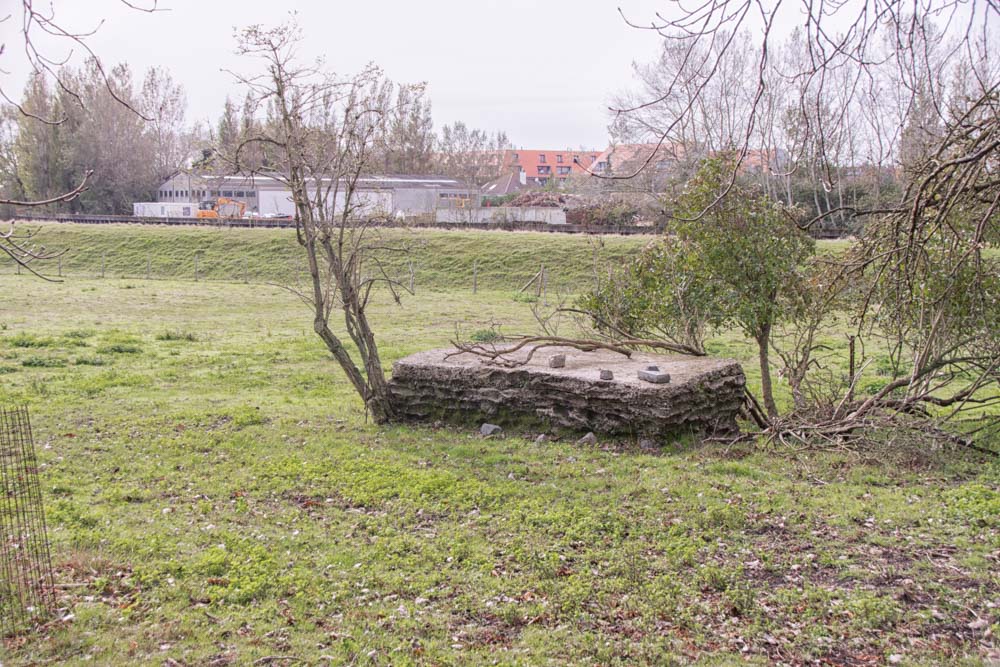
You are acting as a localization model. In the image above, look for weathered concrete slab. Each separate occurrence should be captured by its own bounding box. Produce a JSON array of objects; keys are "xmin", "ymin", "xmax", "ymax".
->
[{"xmin": 388, "ymin": 346, "xmax": 746, "ymax": 438}]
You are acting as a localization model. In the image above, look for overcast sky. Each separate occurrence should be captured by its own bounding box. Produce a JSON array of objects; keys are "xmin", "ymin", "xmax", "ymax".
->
[{"xmin": 1, "ymin": 0, "xmax": 680, "ymax": 149}]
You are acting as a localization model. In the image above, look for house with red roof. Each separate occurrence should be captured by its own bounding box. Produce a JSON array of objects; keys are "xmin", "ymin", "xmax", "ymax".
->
[{"xmin": 502, "ymin": 149, "xmax": 601, "ymax": 187}]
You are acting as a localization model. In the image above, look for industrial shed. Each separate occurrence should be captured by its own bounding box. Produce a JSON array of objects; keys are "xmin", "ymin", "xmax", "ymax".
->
[{"xmin": 155, "ymin": 173, "xmax": 477, "ymax": 218}]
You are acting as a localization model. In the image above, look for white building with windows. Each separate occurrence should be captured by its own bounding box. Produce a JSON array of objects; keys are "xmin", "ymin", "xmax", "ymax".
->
[{"xmin": 155, "ymin": 172, "xmax": 478, "ymax": 218}]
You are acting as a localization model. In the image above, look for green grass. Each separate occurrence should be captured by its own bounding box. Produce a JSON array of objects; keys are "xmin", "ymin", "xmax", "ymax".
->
[
  {"xmin": 0, "ymin": 228, "xmax": 997, "ymax": 665},
  {"xmin": 5, "ymin": 222, "xmax": 648, "ymax": 292}
]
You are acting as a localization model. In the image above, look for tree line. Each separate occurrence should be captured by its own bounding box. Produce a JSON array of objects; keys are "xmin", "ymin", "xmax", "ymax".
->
[
  {"xmin": 0, "ymin": 61, "xmax": 186, "ymax": 216},
  {"xmin": 0, "ymin": 60, "xmax": 511, "ymax": 216},
  {"xmin": 605, "ymin": 21, "xmax": 991, "ymax": 231}
]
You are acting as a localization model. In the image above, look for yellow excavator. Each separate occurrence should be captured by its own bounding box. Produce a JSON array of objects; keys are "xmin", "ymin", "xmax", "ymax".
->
[{"xmin": 197, "ymin": 197, "xmax": 246, "ymax": 219}]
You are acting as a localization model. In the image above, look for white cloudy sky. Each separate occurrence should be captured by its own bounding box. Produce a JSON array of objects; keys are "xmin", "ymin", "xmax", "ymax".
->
[{"xmin": 0, "ymin": 0, "xmax": 684, "ymax": 149}]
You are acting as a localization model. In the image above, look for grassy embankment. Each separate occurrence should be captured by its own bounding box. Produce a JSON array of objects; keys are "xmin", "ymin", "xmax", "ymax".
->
[
  {"xmin": 0, "ymin": 223, "xmax": 995, "ymax": 665},
  {"xmin": 3, "ymin": 222, "xmax": 649, "ymax": 292}
]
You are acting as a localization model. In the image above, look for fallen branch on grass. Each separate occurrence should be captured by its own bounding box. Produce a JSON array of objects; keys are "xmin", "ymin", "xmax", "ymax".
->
[
  {"xmin": 556, "ymin": 307, "xmax": 707, "ymax": 357},
  {"xmin": 758, "ymin": 410, "xmax": 1000, "ymax": 458},
  {"xmin": 446, "ymin": 336, "xmax": 635, "ymax": 367}
]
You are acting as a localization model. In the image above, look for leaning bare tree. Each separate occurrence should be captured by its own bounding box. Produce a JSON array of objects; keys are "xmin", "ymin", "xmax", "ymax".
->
[{"xmin": 229, "ymin": 21, "xmax": 420, "ymax": 423}]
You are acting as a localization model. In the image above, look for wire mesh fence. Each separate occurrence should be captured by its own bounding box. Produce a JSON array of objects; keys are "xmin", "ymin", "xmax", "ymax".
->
[{"xmin": 0, "ymin": 406, "xmax": 55, "ymax": 637}]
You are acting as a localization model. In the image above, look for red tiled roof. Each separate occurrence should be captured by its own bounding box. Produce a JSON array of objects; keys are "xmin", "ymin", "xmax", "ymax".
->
[{"xmin": 501, "ymin": 149, "xmax": 599, "ymax": 180}]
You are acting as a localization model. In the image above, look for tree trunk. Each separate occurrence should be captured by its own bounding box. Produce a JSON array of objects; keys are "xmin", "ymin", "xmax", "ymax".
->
[
  {"xmin": 757, "ymin": 326, "xmax": 779, "ymax": 418},
  {"xmin": 789, "ymin": 373, "xmax": 805, "ymax": 412},
  {"xmin": 362, "ymin": 357, "xmax": 396, "ymax": 424},
  {"xmin": 347, "ymin": 294, "xmax": 398, "ymax": 425}
]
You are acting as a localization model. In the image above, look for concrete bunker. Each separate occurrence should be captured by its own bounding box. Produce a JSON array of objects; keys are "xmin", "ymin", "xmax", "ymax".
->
[{"xmin": 388, "ymin": 346, "xmax": 746, "ymax": 438}]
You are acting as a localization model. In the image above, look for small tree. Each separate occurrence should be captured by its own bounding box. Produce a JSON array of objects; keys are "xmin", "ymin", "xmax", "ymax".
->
[
  {"xmin": 770, "ymin": 258, "xmax": 853, "ymax": 412},
  {"xmin": 672, "ymin": 159, "xmax": 815, "ymax": 417},
  {"xmin": 577, "ymin": 236, "xmax": 712, "ymax": 356},
  {"xmin": 584, "ymin": 158, "xmax": 815, "ymax": 418},
  {"xmin": 230, "ymin": 21, "xmax": 419, "ymax": 424}
]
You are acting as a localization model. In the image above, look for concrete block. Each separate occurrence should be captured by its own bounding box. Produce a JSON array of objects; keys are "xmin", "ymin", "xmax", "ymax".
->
[{"xmin": 638, "ymin": 369, "xmax": 671, "ymax": 384}]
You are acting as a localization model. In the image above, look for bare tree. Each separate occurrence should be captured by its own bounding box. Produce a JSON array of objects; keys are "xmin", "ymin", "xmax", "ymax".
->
[
  {"xmin": 612, "ymin": 29, "xmax": 759, "ymax": 155},
  {"xmin": 433, "ymin": 121, "xmax": 510, "ymax": 192},
  {"xmin": 139, "ymin": 66, "xmax": 187, "ymax": 182},
  {"xmin": 229, "ymin": 21, "xmax": 421, "ymax": 423},
  {"xmin": 378, "ymin": 85, "xmax": 434, "ymax": 174},
  {"xmin": 613, "ymin": 2, "xmax": 996, "ymax": 222}
]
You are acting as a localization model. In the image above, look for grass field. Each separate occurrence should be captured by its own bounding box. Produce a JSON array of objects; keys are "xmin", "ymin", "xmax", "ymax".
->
[
  {"xmin": 2, "ymin": 222, "xmax": 651, "ymax": 293},
  {"xmin": 0, "ymin": 225, "xmax": 997, "ymax": 665}
]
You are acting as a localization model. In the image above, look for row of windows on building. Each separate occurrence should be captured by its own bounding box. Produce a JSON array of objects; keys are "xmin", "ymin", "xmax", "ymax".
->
[
  {"xmin": 511, "ymin": 153, "xmax": 597, "ymax": 165},
  {"xmin": 534, "ymin": 166, "xmax": 573, "ymax": 176},
  {"xmin": 160, "ymin": 189, "xmax": 258, "ymax": 200}
]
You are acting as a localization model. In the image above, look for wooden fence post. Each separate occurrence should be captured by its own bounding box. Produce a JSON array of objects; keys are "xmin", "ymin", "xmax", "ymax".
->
[
  {"xmin": 473, "ymin": 259, "xmax": 478, "ymax": 294},
  {"xmin": 146, "ymin": 256, "xmax": 151, "ymax": 281},
  {"xmin": 101, "ymin": 254, "xmax": 105, "ymax": 279},
  {"xmin": 847, "ymin": 335, "xmax": 857, "ymax": 403},
  {"xmin": 519, "ymin": 269, "xmax": 541, "ymax": 294},
  {"xmin": 542, "ymin": 265, "xmax": 548, "ymax": 306},
  {"xmin": 408, "ymin": 260, "xmax": 415, "ymax": 293},
  {"xmin": 194, "ymin": 253, "xmax": 200, "ymax": 282}
]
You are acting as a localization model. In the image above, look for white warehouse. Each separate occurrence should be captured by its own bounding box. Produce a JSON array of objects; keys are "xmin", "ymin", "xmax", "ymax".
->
[{"xmin": 155, "ymin": 172, "xmax": 478, "ymax": 218}]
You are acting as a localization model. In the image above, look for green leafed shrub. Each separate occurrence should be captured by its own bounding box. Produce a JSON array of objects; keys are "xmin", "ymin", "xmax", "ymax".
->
[
  {"xmin": 74, "ymin": 356, "xmax": 108, "ymax": 366},
  {"xmin": 470, "ymin": 328, "xmax": 502, "ymax": 343},
  {"xmin": 156, "ymin": 330, "xmax": 198, "ymax": 342},
  {"xmin": 98, "ymin": 344, "xmax": 142, "ymax": 355},
  {"xmin": 21, "ymin": 355, "xmax": 66, "ymax": 368},
  {"xmin": 8, "ymin": 333, "xmax": 56, "ymax": 348}
]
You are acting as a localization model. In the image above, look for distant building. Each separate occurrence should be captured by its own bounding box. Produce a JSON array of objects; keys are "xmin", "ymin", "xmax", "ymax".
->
[
  {"xmin": 590, "ymin": 143, "xmax": 688, "ymax": 177},
  {"xmin": 155, "ymin": 172, "xmax": 477, "ymax": 217},
  {"xmin": 590, "ymin": 143, "xmax": 785, "ymax": 192},
  {"xmin": 481, "ymin": 171, "xmax": 528, "ymax": 198},
  {"xmin": 501, "ymin": 149, "xmax": 600, "ymax": 187}
]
